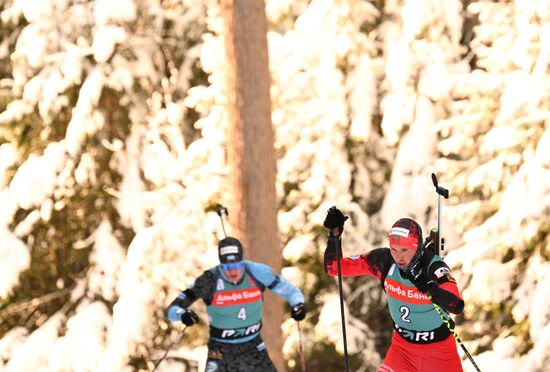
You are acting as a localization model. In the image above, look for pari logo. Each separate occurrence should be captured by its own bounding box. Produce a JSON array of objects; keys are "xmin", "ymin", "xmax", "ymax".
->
[
  {"xmin": 220, "ymin": 323, "xmax": 261, "ymax": 338},
  {"xmin": 395, "ymin": 324, "xmax": 435, "ymax": 342},
  {"xmin": 415, "ymin": 331, "xmax": 435, "ymax": 342}
]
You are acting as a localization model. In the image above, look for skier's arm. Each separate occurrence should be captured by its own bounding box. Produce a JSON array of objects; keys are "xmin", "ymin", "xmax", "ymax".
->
[
  {"xmin": 165, "ymin": 270, "xmax": 215, "ymax": 322},
  {"xmin": 246, "ymin": 262, "xmax": 305, "ymax": 306},
  {"xmin": 324, "ymin": 237, "xmax": 390, "ymax": 280},
  {"xmin": 427, "ymin": 261, "xmax": 464, "ymax": 314}
]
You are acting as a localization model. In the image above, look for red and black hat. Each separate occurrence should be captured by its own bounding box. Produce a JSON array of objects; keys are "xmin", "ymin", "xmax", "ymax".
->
[{"xmin": 389, "ymin": 218, "xmax": 423, "ymax": 250}]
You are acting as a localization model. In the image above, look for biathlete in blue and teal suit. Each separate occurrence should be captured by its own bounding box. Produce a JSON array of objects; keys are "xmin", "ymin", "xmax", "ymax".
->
[{"xmin": 166, "ymin": 237, "xmax": 306, "ymax": 372}]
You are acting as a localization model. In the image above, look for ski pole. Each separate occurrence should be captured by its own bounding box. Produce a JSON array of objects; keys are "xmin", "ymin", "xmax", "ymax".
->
[
  {"xmin": 215, "ymin": 205, "xmax": 229, "ymax": 238},
  {"xmin": 296, "ymin": 321, "xmax": 307, "ymax": 372},
  {"xmin": 152, "ymin": 326, "xmax": 188, "ymax": 372},
  {"xmin": 431, "ymin": 173, "xmax": 449, "ymax": 258},
  {"xmin": 428, "ymin": 297, "xmax": 482, "ymax": 372},
  {"xmin": 334, "ymin": 236, "xmax": 350, "ymax": 372}
]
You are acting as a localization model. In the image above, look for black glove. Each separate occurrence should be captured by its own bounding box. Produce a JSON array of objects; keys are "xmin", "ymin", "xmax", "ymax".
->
[
  {"xmin": 405, "ymin": 248, "xmax": 436, "ymax": 295},
  {"xmin": 411, "ymin": 274, "xmax": 437, "ymax": 296},
  {"xmin": 323, "ymin": 207, "xmax": 349, "ymax": 237},
  {"xmin": 410, "ymin": 272, "xmax": 436, "ymax": 295},
  {"xmin": 290, "ymin": 303, "xmax": 306, "ymax": 321},
  {"xmin": 180, "ymin": 310, "xmax": 199, "ymax": 326}
]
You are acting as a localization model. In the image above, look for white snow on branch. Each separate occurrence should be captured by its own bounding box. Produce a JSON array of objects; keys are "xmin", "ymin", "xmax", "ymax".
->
[
  {"xmin": 47, "ymin": 301, "xmax": 111, "ymax": 371},
  {"xmin": 93, "ymin": 26, "xmax": 127, "ymax": 63},
  {"xmin": 65, "ymin": 68, "xmax": 105, "ymax": 156},
  {"xmin": 94, "ymin": 0, "xmax": 137, "ymax": 26},
  {"xmin": 5, "ymin": 313, "xmax": 64, "ymax": 371},
  {"xmin": 9, "ymin": 142, "xmax": 67, "ymax": 210},
  {"xmin": 0, "ymin": 226, "xmax": 30, "ymax": 299},
  {"xmin": 98, "ymin": 227, "xmax": 160, "ymax": 371},
  {"xmin": 88, "ymin": 220, "xmax": 127, "ymax": 302}
]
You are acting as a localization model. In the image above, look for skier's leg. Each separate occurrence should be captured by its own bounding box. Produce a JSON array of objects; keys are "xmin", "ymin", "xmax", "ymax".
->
[
  {"xmin": 234, "ymin": 336, "xmax": 277, "ymax": 372},
  {"xmin": 204, "ymin": 348, "xmax": 223, "ymax": 372},
  {"xmin": 379, "ymin": 333, "xmax": 416, "ymax": 372},
  {"xmin": 418, "ymin": 335, "xmax": 463, "ymax": 372},
  {"xmin": 207, "ymin": 336, "xmax": 276, "ymax": 372},
  {"xmin": 252, "ymin": 338, "xmax": 277, "ymax": 371}
]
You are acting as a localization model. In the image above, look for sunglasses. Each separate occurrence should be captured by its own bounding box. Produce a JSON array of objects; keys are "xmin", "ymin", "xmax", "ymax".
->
[{"xmin": 220, "ymin": 261, "xmax": 244, "ymax": 271}]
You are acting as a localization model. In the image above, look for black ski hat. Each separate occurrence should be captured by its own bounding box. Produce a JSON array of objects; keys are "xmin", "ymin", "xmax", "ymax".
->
[{"xmin": 218, "ymin": 237, "xmax": 244, "ymax": 263}]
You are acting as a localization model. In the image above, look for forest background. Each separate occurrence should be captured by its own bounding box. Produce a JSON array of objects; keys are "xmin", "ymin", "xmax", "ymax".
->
[{"xmin": 1, "ymin": 0, "xmax": 549, "ymax": 371}]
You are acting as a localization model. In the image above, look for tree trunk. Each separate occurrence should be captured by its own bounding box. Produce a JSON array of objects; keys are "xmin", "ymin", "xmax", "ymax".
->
[{"xmin": 221, "ymin": 0, "xmax": 285, "ymax": 371}]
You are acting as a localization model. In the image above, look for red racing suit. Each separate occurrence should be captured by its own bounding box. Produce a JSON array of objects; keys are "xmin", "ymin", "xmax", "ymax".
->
[{"xmin": 324, "ymin": 236, "xmax": 464, "ymax": 372}]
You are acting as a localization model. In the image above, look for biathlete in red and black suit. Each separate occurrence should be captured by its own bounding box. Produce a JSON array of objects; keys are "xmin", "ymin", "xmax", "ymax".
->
[{"xmin": 323, "ymin": 207, "xmax": 464, "ymax": 372}]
